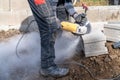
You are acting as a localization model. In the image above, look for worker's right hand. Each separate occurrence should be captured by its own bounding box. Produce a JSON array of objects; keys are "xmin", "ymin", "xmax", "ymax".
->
[
  {"xmin": 74, "ymin": 13, "xmax": 87, "ymax": 25},
  {"xmin": 56, "ymin": 18, "xmax": 62, "ymax": 29}
]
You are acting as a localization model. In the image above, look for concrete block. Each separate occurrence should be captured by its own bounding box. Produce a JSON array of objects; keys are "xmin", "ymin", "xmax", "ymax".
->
[
  {"xmin": 105, "ymin": 10, "xmax": 120, "ymax": 21},
  {"xmin": 0, "ymin": 11, "xmax": 14, "ymax": 25},
  {"xmin": 27, "ymin": 9, "xmax": 33, "ymax": 16},
  {"xmin": 75, "ymin": 6, "xmax": 120, "ymax": 22},
  {"xmin": 87, "ymin": 9, "xmax": 100, "ymax": 22},
  {"xmin": 84, "ymin": 41, "xmax": 108, "ymax": 57},
  {"xmin": 13, "ymin": 10, "xmax": 28, "ymax": 24},
  {"xmin": 0, "ymin": 10, "xmax": 28, "ymax": 25},
  {"xmin": 0, "ymin": 0, "xmax": 10, "ymax": 11},
  {"xmin": 11, "ymin": 0, "xmax": 30, "ymax": 10},
  {"xmin": 98, "ymin": 6, "xmax": 120, "ymax": 22},
  {"xmin": 75, "ymin": 7, "xmax": 100, "ymax": 22},
  {"xmin": 82, "ymin": 31, "xmax": 108, "ymax": 57},
  {"xmin": 98, "ymin": 8, "xmax": 120, "ymax": 22},
  {"xmin": 82, "ymin": 31, "xmax": 106, "ymax": 43},
  {"xmin": 108, "ymin": 22, "xmax": 120, "ymax": 24},
  {"xmin": 104, "ymin": 23, "xmax": 120, "ymax": 42}
]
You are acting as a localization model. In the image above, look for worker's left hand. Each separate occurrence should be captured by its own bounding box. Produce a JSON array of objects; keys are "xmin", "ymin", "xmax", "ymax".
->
[{"xmin": 74, "ymin": 13, "xmax": 87, "ymax": 25}]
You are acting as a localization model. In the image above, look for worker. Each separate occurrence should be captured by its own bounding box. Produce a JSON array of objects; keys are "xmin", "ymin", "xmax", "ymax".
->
[{"xmin": 27, "ymin": 0, "xmax": 87, "ymax": 78}]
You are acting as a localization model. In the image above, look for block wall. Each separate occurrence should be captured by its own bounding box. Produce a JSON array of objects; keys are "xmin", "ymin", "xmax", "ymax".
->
[
  {"xmin": 0, "ymin": 0, "xmax": 31, "ymax": 26},
  {"xmin": 0, "ymin": 0, "xmax": 120, "ymax": 26}
]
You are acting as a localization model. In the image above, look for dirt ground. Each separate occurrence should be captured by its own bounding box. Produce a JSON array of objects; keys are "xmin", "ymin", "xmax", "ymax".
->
[
  {"xmin": 0, "ymin": 29, "xmax": 20, "ymax": 41},
  {"xmin": 1, "ymin": 29, "xmax": 120, "ymax": 80}
]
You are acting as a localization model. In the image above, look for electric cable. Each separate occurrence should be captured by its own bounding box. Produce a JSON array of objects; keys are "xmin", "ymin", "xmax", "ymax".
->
[
  {"xmin": 16, "ymin": 20, "xmax": 36, "ymax": 58},
  {"xmin": 63, "ymin": 61, "xmax": 97, "ymax": 80},
  {"xmin": 63, "ymin": 61, "xmax": 120, "ymax": 80}
]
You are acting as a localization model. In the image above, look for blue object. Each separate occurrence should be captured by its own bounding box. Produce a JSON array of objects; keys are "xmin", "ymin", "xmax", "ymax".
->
[{"xmin": 113, "ymin": 41, "xmax": 120, "ymax": 49}]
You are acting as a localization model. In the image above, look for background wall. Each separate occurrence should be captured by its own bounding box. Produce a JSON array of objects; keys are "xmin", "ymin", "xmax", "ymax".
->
[
  {"xmin": 0, "ymin": 0, "xmax": 31, "ymax": 26},
  {"xmin": 77, "ymin": 0, "xmax": 120, "ymax": 6},
  {"xmin": 0, "ymin": 0, "xmax": 120, "ymax": 28}
]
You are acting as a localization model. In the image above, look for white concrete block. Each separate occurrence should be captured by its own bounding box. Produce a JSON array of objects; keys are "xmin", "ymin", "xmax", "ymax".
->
[
  {"xmin": 0, "ymin": 10, "xmax": 28, "ymax": 25},
  {"xmin": 11, "ymin": 0, "xmax": 30, "ymax": 10},
  {"xmin": 104, "ymin": 23, "xmax": 120, "ymax": 42},
  {"xmin": 84, "ymin": 41, "xmax": 108, "ymax": 57},
  {"xmin": 82, "ymin": 31, "xmax": 108, "ymax": 57},
  {"xmin": 0, "ymin": 11, "xmax": 14, "ymax": 25},
  {"xmin": 0, "ymin": 0, "xmax": 10, "ymax": 11},
  {"xmin": 82, "ymin": 31, "xmax": 106, "ymax": 43},
  {"xmin": 108, "ymin": 22, "xmax": 120, "ymax": 24}
]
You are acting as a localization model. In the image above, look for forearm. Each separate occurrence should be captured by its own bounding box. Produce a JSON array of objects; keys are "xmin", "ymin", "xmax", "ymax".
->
[{"xmin": 64, "ymin": 0, "xmax": 78, "ymax": 17}]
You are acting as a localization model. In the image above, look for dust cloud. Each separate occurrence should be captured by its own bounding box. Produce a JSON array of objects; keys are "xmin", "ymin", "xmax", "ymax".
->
[{"xmin": 0, "ymin": 31, "xmax": 81, "ymax": 80}]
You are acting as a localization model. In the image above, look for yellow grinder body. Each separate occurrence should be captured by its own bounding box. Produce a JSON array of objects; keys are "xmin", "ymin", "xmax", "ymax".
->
[{"xmin": 61, "ymin": 21, "xmax": 79, "ymax": 33}]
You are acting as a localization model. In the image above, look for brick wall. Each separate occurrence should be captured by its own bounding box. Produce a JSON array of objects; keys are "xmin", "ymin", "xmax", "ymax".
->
[{"xmin": 0, "ymin": 0, "xmax": 120, "ymax": 26}]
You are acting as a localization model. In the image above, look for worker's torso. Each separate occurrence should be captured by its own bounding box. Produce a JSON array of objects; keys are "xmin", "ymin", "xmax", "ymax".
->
[
  {"xmin": 51, "ymin": 0, "xmax": 70, "ymax": 21},
  {"xmin": 51, "ymin": 0, "xmax": 64, "ymax": 6}
]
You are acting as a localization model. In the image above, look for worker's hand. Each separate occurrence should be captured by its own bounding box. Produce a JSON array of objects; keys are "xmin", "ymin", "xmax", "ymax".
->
[
  {"xmin": 74, "ymin": 13, "xmax": 87, "ymax": 26},
  {"xmin": 56, "ymin": 18, "xmax": 62, "ymax": 29}
]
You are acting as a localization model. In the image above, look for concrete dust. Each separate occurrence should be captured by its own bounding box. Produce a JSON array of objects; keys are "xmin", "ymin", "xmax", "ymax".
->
[
  {"xmin": 0, "ymin": 30, "xmax": 80, "ymax": 80},
  {"xmin": 1, "ymin": 29, "xmax": 120, "ymax": 80},
  {"xmin": 0, "ymin": 32, "xmax": 40, "ymax": 80}
]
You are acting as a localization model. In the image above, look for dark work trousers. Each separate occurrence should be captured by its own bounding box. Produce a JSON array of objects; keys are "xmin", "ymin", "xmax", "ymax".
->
[{"xmin": 28, "ymin": 0, "xmax": 59, "ymax": 69}]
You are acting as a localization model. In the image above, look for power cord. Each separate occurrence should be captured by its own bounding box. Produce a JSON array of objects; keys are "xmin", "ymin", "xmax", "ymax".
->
[
  {"xmin": 63, "ymin": 61, "xmax": 120, "ymax": 80},
  {"xmin": 65, "ymin": 61, "xmax": 96, "ymax": 80},
  {"xmin": 16, "ymin": 20, "xmax": 36, "ymax": 58}
]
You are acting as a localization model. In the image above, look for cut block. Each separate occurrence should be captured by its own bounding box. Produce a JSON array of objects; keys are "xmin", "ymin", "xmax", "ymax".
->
[
  {"xmin": 82, "ymin": 31, "xmax": 108, "ymax": 57},
  {"xmin": 84, "ymin": 41, "xmax": 108, "ymax": 57}
]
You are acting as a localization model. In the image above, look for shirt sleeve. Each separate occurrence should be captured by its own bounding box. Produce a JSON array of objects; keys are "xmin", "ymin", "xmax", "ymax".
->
[{"xmin": 64, "ymin": 0, "xmax": 77, "ymax": 16}]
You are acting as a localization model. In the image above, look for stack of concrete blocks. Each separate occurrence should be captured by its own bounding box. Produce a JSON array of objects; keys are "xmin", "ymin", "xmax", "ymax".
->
[
  {"xmin": 104, "ymin": 22, "xmax": 120, "ymax": 42},
  {"xmin": 82, "ymin": 24, "xmax": 108, "ymax": 57}
]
